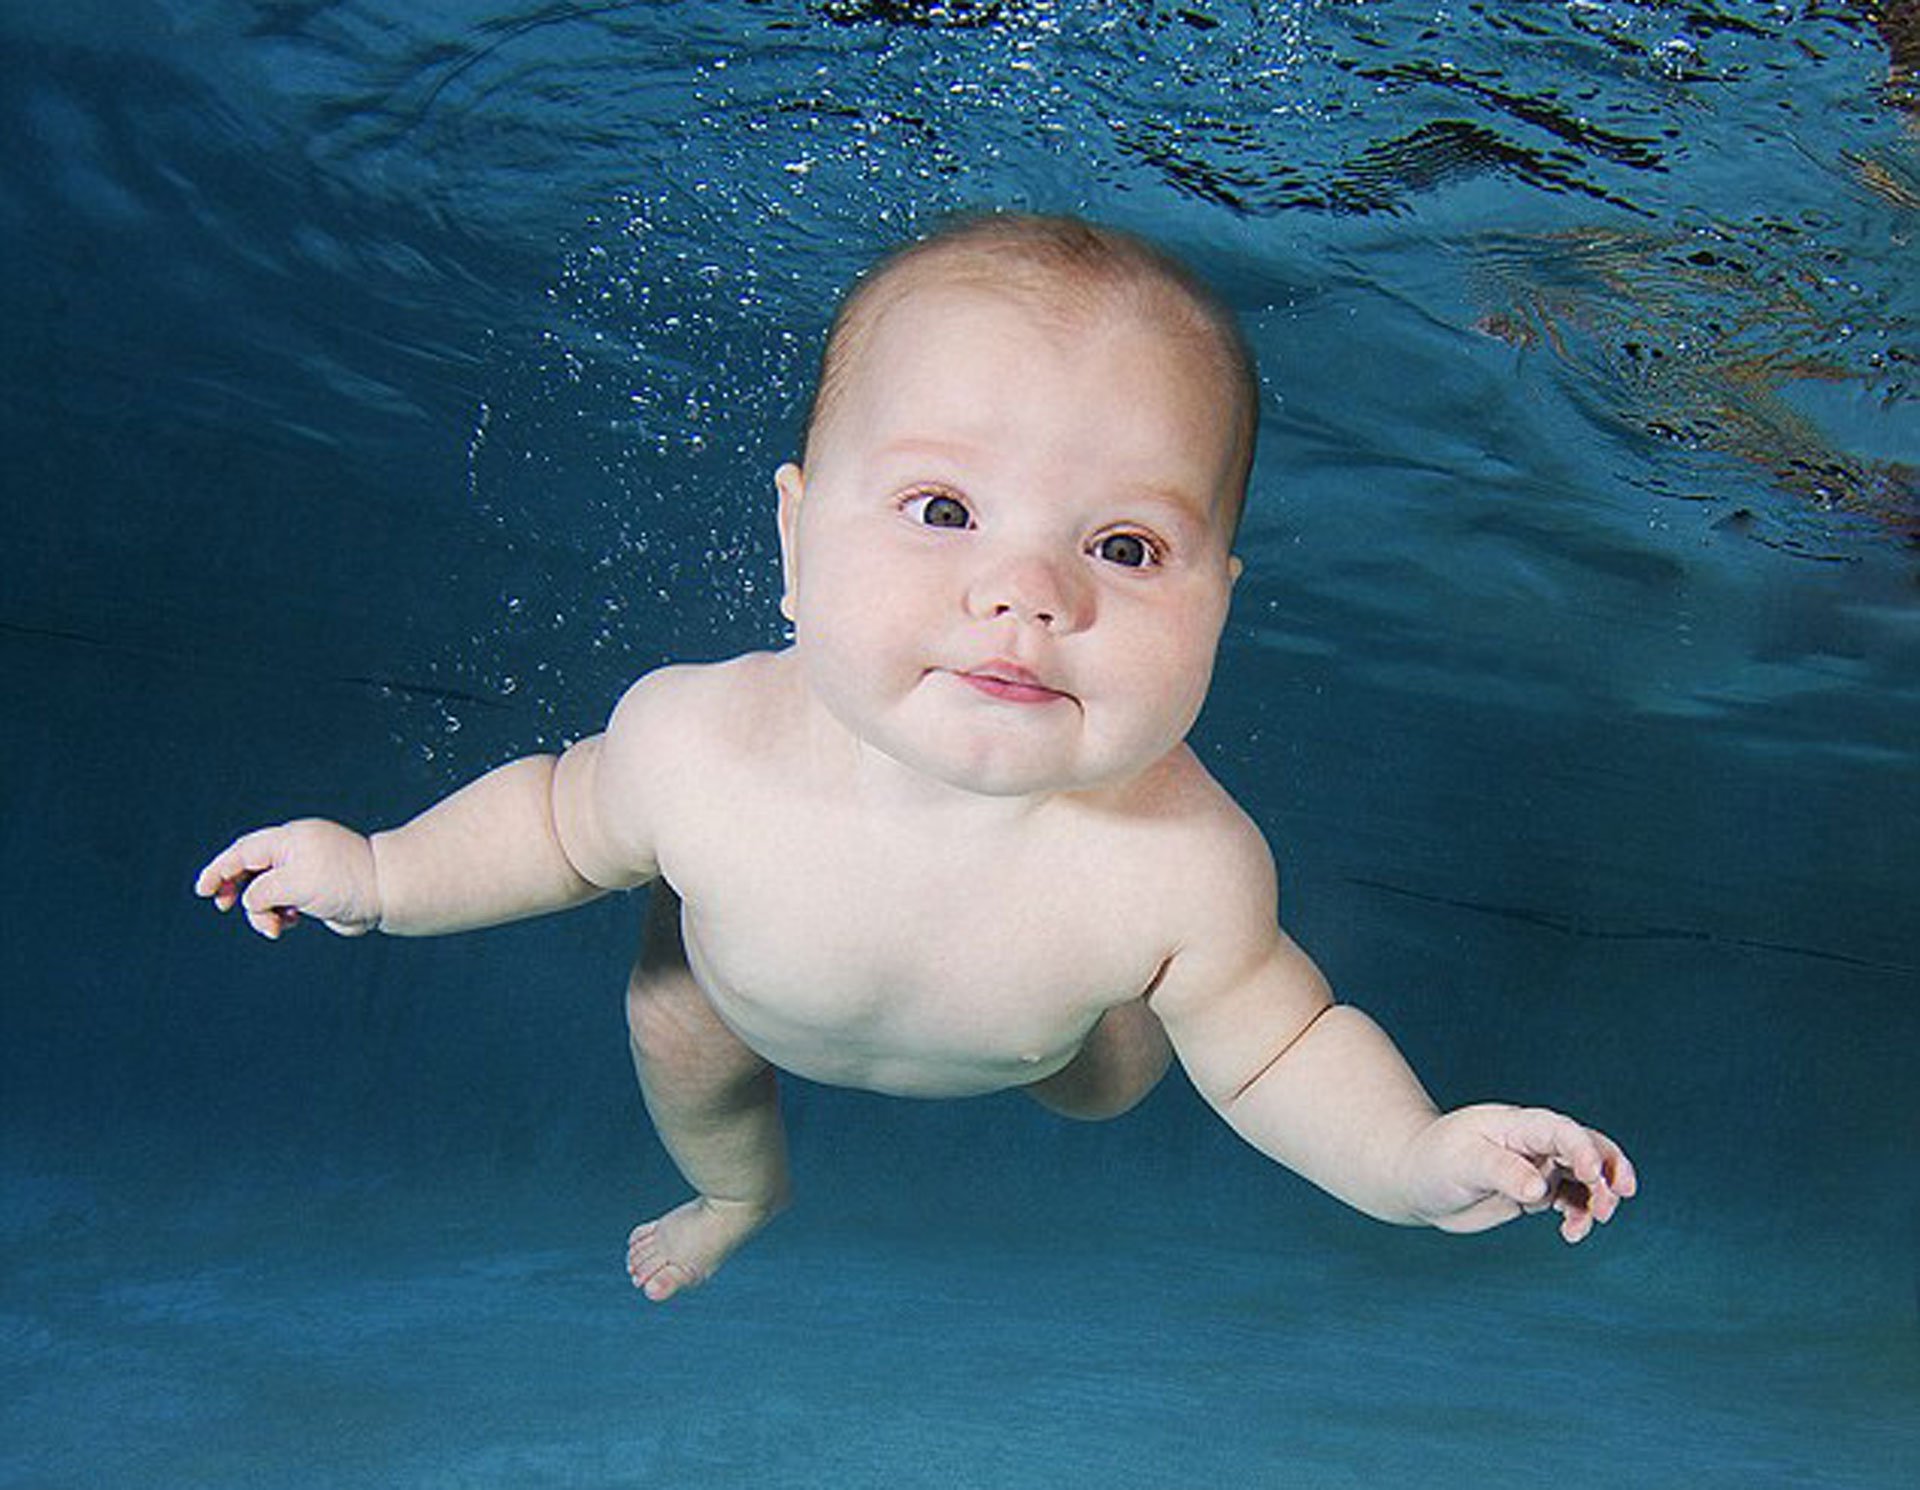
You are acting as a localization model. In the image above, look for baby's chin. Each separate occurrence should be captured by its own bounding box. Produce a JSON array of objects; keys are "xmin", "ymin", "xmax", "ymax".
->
[
  {"xmin": 876, "ymin": 734, "xmax": 1173, "ymax": 804},
  {"xmin": 808, "ymin": 675, "xmax": 1173, "ymax": 801}
]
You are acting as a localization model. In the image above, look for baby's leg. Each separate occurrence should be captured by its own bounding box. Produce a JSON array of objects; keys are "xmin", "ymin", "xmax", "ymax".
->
[
  {"xmin": 1025, "ymin": 997, "xmax": 1171, "ymax": 1121},
  {"xmin": 625, "ymin": 883, "xmax": 790, "ymax": 1302}
]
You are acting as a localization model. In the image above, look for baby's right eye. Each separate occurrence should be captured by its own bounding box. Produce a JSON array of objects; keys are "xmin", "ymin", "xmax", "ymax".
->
[{"xmin": 905, "ymin": 491, "xmax": 973, "ymax": 529}]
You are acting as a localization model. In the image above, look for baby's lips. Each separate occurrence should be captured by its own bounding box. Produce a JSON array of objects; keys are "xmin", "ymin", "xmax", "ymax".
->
[
  {"xmin": 969, "ymin": 656, "xmax": 1047, "ymax": 688},
  {"xmin": 954, "ymin": 657, "xmax": 1074, "ymax": 704}
]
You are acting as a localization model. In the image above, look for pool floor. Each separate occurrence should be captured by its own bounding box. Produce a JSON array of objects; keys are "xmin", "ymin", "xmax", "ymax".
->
[{"xmin": 5, "ymin": 1144, "xmax": 1914, "ymax": 1490}]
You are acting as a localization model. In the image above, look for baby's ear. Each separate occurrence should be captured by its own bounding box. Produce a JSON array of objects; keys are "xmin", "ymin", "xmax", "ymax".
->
[{"xmin": 774, "ymin": 463, "xmax": 806, "ymax": 623}]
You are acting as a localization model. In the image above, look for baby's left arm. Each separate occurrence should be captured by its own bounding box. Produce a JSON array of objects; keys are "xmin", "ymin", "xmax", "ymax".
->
[{"xmin": 1148, "ymin": 828, "xmax": 1634, "ymax": 1242}]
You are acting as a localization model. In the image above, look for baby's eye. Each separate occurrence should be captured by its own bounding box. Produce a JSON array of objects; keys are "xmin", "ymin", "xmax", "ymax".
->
[
  {"xmin": 906, "ymin": 492, "xmax": 973, "ymax": 529},
  {"xmin": 1092, "ymin": 531, "xmax": 1160, "ymax": 569}
]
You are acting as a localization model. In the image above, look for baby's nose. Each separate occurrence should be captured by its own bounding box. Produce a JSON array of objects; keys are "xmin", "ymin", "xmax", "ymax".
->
[{"xmin": 968, "ymin": 552, "xmax": 1091, "ymax": 632}]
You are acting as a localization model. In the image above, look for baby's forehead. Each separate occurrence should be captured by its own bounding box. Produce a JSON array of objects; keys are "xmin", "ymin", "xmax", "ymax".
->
[
  {"xmin": 843, "ymin": 262, "xmax": 1237, "ymax": 414},
  {"xmin": 828, "ymin": 273, "xmax": 1245, "ymax": 532},
  {"xmin": 805, "ymin": 228, "xmax": 1259, "ymax": 533},
  {"xmin": 876, "ymin": 254, "xmax": 1202, "ymax": 344}
]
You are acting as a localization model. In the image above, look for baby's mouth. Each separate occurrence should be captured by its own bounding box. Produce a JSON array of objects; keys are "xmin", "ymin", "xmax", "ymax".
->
[{"xmin": 952, "ymin": 661, "xmax": 1072, "ymax": 705}]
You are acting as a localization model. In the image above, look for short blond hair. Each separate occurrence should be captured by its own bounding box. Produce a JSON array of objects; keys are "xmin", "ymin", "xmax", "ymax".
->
[{"xmin": 801, "ymin": 212, "xmax": 1260, "ymax": 534}]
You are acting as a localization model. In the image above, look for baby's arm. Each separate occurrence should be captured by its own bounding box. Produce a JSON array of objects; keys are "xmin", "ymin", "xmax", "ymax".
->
[
  {"xmin": 1151, "ymin": 824, "xmax": 1634, "ymax": 1243},
  {"xmin": 196, "ymin": 673, "xmax": 672, "ymax": 939}
]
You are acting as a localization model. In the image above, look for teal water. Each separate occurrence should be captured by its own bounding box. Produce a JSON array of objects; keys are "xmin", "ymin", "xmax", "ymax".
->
[{"xmin": 3, "ymin": 3, "xmax": 1916, "ymax": 1485}]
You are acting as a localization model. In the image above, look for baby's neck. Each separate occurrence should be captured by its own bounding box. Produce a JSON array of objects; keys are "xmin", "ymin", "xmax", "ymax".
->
[{"xmin": 839, "ymin": 734, "xmax": 1058, "ymax": 827}]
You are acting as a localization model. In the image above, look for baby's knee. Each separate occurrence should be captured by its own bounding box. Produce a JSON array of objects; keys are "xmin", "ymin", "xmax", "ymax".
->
[
  {"xmin": 625, "ymin": 968, "xmax": 693, "ymax": 1060},
  {"xmin": 625, "ymin": 957, "xmax": 767, "ymax": 1092},
  {"xmin": 1026, "ymin": 1010, "xmax": 1171, "ymax": 1122},
  {"xmin": 627, "ymin": 898, "xmax": 696, "ymax": 1048}
]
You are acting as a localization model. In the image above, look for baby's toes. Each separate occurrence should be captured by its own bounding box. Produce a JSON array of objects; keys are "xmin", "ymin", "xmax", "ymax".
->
[{"xmin": 640, "ymin": 1261, "xmax": 698, "ymax": 1301}]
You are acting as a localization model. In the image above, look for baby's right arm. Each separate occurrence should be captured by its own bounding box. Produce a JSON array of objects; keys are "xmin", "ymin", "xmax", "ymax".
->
[{"xmin": 195, "ymin": 671, "xmax": 676, "ymax": 940}]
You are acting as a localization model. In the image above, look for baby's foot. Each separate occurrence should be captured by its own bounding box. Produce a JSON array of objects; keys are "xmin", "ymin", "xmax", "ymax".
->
[{"xmin": 626, "ymin": 1195, "xmax": 779, "ymax": 1302}]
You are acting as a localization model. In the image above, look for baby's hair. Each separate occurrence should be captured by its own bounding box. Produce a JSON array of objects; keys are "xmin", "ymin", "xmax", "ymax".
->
[{"xmin": 800, "ymin": 212, "xmax": 1260, "ymax": 534}]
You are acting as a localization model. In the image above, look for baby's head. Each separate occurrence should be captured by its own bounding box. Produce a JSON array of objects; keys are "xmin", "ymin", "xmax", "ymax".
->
[
  {"xmin": 776, "ymin": 214, "xmax": 1257, "ymax": 799},
  {"xmin": 800, "ymin": 213, "xmax": 1259, "ymax": 538}
]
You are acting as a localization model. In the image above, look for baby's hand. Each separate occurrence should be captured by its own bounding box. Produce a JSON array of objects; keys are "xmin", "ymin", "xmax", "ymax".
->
[
  {"xmin": 1399, "ymin": 1104, "xmax": 1636, "ymax": 1244},
  {"xmin": 194, "ymin": 820, "xmax": 382, "ymax": 940}
]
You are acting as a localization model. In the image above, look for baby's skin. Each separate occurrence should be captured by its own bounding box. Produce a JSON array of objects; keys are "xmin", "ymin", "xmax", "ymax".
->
[{"xmin": 198, "ymin": 229, "xmax": 1634, "ymax": 1301}]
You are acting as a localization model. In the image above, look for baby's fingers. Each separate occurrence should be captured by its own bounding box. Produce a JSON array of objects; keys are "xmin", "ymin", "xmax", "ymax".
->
[
  {"xmin": 1591, "ymin": 1131, "xmax": 1638, "ymax": 1201},
  {"xmin": 195, "ymin": 828, "xmax": 288, "ymax": 907},
  {"xmin": 1450, "ymin": 1135, "xmax": 1555, "ymax": 1216},
  {"xmin": 1555, "ymin": 1125, "xmax": 1636, "ymax": 1227},
  {"xmin": 1558, "ymin": 1198, "xmax": 1596, "ymax": 1245},
  {"xmin": 1489, "ymin": 1147, "xmax": 1555, "ymax": 1212},
  {"xmin": 1552, "ymin": 1165, "xmax": 1624, "ymax": 1244},
  {"xmin": 1504, "ymin": 1109, "xmax": 1621, "ymax": 1189},
  {"xmin": 1484, "ymin": 1108, "xmax": 1636, "ymax": 1243},
  {"xmin": 237, "ymin": 866, "xmax": 310, "ymax": 939}
]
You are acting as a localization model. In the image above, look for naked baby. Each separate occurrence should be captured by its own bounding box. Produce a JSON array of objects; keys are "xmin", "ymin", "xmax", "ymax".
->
[{"xmin": 197, "ymin": 213, "xmax": 1635, "ymax": 1302}]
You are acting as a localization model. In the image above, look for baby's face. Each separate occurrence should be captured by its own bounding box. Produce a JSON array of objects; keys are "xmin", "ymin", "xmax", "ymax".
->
[{"xmin": 778, "ymin": 279, "xmax": 1244, "ymax": 799}]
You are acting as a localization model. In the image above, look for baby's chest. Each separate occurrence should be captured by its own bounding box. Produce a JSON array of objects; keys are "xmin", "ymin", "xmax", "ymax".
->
[{"xmin": 663, "ymin": 817, "xmax": 1166, "ymax": 1074}]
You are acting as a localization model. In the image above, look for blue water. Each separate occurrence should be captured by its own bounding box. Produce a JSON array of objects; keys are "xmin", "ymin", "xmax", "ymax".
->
[{"xmin": 4, "ymin": 2, "xmax": 1917, "ymax": 1485}]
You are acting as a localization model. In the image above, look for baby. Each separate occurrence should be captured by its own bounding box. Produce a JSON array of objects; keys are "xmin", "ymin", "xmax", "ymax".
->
[{"xmin": 197, "ymin": 213, "xmax": 1635, "ymax": 1302}]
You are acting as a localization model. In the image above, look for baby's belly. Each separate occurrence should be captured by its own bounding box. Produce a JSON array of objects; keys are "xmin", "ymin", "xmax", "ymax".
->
[
  {"xmin": 734, "ymin": 1013, "xmax": 1080, "ymax": 1097},
  {"xmin": 683, "ymin": 929, "xmax": 1098, "ymax": 1098}
]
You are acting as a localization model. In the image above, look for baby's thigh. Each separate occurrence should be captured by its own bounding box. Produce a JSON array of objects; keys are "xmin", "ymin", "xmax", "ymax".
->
[
  {"xmin": 1026, "ymin": 998, "xmax": 1171, "ymax": 1121},
  {"xmin": 626, "ymin": 884, "xmax": 760, "ymax": 1078}
]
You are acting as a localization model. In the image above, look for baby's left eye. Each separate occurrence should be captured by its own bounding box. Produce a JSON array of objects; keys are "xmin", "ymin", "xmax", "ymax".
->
[
  {"xmin": 904, "ymin": 491, "xmax": 974, "ymax": 529},
  {"xmin": 1092, "ymin": 532, "xmax": 1159, "ymax": 569}
]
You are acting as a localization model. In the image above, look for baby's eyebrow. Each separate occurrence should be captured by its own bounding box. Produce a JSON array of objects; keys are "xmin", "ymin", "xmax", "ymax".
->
[
  {"xmin": 873, "ymin": 435, "xmax": 982, "ymax": 467},
  {"xmin": 1112, "ymin": 482, "xmax": 1218, "ymax": 532}
]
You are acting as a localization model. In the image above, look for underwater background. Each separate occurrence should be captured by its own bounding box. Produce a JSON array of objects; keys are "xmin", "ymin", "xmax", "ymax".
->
[{"xmin": 3, "ymin": 2, "xmax": 1916, "ymax": 1485}]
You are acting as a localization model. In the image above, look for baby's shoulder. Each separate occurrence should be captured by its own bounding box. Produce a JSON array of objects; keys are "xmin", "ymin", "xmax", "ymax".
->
[
  {"xmin": 1097, "ymin": 749, "xmax": 1279, "ymax": 915},
  {"xmin": 1126, "ymin": 747, "xmax": 1270, "ymax": 850},
  {"xmin": 555, "ymin": 653, "xmax": 797, "ymax": 888},
  {"xmin": 591, "ymin": 653, "xmax": 803, "ymax": 824},
  {"xmin": 604, "ymin": 650, "xmax": 799, "ymax": 761},
  {"xmin": 1074, "ymin": 755, "xmax": 1288, "ymax": 990}
]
